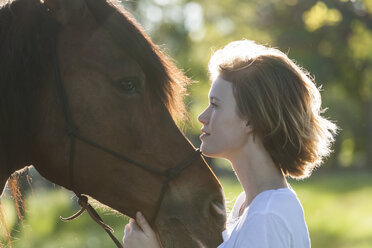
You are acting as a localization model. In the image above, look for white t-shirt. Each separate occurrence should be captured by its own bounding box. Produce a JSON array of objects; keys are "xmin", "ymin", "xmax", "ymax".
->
[{"xmin": 218, "ymin": 187, "xmax": 310, "ymax": 248}]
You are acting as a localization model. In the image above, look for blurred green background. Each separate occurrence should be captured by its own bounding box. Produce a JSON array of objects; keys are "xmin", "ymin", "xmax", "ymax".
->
[
  {"xmin": 1, "ymin": 171, "xmax": 372, "ymax": 247},
  {"xmin": 2, "ymin": 0, "xmax": 372, "ymax": 247}
]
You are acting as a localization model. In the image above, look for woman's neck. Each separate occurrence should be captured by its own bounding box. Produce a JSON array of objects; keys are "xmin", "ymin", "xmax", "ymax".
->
[{"xmin": 228, "ymin": 137, "xmax": 288, "ymax": 207}]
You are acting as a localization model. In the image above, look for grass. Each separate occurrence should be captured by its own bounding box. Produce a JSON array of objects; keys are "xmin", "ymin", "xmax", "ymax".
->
[
  {"xmin": 288, "ymin": 172, "xmax": 372, "ymax": 248},
  {"xmin": 1, "ymin": 171, "xmax": 372, "ymax": 247}
]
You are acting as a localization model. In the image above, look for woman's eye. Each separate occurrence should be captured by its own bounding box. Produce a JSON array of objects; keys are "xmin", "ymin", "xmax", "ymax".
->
[{"xmin": 210, "ymin": 102, "xmax": 217, "ymax": 108}]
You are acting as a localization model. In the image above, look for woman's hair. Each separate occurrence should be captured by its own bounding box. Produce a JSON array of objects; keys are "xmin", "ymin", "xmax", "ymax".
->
[{"xmin": 209, "ymin": 40, "xmax": 337, "ymax": 179}]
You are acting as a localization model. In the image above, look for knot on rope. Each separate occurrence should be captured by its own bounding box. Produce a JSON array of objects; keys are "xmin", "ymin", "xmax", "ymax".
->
[
  {"xmin": 77, "ymin": 195, "xmax": 88, "ymax": 208},
  {"xmin": 59, "ymin": 194, "xmax": 123, "ymax": 248}
]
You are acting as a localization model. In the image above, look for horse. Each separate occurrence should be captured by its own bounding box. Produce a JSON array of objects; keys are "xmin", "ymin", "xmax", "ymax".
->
[{"xmin": 0, "ymin": 0, "xmax": 226, "ymax": 247}]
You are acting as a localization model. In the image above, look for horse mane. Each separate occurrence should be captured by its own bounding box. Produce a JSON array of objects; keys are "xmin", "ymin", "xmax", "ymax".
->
[
  {"xmin": 85, "ymin": 0, "xmax": 191, "ymax": 123},
  {"xmin": 0, "ymin": 2, "xmax": 57, "ymax": 245},
  {"xmin": 0, "ymin": 0, "xmax": 59, "ymax": 158}
]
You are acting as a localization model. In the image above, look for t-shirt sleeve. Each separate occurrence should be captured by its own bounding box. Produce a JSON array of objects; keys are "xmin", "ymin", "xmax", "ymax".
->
[{"xmin": 234, "ymin": 212, "xmax": 292, "ymax": 248}]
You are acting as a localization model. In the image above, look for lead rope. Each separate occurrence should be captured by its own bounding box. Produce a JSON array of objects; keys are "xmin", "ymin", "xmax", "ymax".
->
[{"xmin": 60, "ymin": 195, "xmax": 124, "ymax": 248}]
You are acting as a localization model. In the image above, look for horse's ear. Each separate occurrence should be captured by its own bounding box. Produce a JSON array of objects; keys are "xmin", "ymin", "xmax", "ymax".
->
[{"xmin": 42, "ymin": 0, "xmax": 88, "ymax": 25}]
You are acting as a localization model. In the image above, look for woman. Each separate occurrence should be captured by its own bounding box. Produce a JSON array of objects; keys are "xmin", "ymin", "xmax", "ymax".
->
[{"xmin": 123, "ymin": 40, "xmax": 337, "ymax": 247}]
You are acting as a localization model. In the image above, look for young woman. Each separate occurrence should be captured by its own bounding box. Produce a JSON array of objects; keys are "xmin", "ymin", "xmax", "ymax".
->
[{"xmin": 123, "ymin": 40, "xmax": 337, "ymax": 248}]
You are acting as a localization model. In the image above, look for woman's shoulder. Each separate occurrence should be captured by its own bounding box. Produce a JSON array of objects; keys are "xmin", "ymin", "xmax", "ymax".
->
[
  {"xmin": 246, "ymin": 188, "xmax": 306, "ymax": 229},
  {"xmin": 221, "ymin": 188, "xmax": 310, "ymax": 248},
  {"xmin": 247, "ymin": 187, "xmax": 305, "ymax": 224},
  {"xmin": 236, "ymin": 188, "xmax": 310, "ymax": 247}
]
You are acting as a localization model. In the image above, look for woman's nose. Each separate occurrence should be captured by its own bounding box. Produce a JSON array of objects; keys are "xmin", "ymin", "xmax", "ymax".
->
[{"xmin": 198, "ymin": 108, "xmax": 208, "ymax": 125}]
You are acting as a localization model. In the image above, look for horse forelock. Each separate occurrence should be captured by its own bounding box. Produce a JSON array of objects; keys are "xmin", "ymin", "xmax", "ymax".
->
[{"xmin": 85, "ymin": 0, "xmax": 191, "ymax": 124}]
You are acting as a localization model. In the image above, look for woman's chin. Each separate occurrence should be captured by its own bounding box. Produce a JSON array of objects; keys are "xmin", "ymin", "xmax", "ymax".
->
[
  {"xmin": 200, "ymin": 146, "xmax": 218, "ymax": 158},
  {"xmin": 199, "ymin": 144, "xmax": 207, "ymax": 154}
]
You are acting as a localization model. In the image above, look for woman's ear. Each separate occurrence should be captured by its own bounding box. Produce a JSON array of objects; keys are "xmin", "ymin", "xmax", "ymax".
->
[
  {"xmin": 42, "ymin": 0, "xmax": 88, "ymax": 25},
  {"xmin": 245, "ymin": 121, "xmax": 254, "ymax": 134}
]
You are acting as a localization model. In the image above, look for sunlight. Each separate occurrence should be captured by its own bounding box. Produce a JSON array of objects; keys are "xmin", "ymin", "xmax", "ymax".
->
[{"xmin": 302, "ymin": 1, "xmax": 343, "ymax": 31}]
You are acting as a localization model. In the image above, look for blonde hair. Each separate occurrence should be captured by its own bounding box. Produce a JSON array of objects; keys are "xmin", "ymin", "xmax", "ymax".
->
[{"xmin": 209, "ymin": 40, "xmax": 338, "ymax": 179}]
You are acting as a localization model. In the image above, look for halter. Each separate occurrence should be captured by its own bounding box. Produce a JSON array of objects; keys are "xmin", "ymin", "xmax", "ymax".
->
[{"xmin": 52, "ymin": 42, "xmax": 201, "ymax": 248}]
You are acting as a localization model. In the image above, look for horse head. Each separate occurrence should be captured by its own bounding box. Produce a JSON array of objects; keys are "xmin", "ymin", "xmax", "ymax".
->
[{"xmin": 0, "ymin": 0, "xmax": 226, "ymax": 247}]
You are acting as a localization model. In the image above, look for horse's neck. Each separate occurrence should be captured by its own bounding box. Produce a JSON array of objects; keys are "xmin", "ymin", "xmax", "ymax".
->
[
  {"xmin": 0, "ymin": 152, "xmax": 9, "ymax": 195},
  {"xmin": 0, "ymin": 83, "xmax": 64, "ymax": 195},
  {"xmin": 0, "ymin": 144, "xmax": 17, "ymax": 195},
  {"xmin": 0, "ymin": 175, "xmax": 8, "ymax": 197},
  {"xmin": 0, "ymin": 137, "xmax": 30, "ymax": 194},
  {"xmin": 24, "ymin": 82, "xmax": 73, "ymax": 193}
]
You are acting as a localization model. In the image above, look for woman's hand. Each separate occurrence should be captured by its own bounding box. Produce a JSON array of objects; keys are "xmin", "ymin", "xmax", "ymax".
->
[{"xmin": 123, "ymin": 212, "xmax": 161, "ymax": 248}]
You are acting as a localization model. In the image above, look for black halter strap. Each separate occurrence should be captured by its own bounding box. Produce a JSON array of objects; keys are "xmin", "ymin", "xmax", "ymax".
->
[{"xmin": 52, "ymin": 42, "xmax": 201, "ymax": 248}]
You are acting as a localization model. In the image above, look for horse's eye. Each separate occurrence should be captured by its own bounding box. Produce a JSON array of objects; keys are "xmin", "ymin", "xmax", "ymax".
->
[
  {"xmin": 118, "ymin": 78, "xmax": 140, "ymax": 93},
  {"xmin": 120, "ymin": 81, "xmax": 135, "ymax": 91}
]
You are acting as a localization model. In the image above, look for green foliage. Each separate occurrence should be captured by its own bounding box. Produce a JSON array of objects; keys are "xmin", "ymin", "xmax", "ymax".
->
[
  {"xmin": 302, "ymin": 1, "xmax": 343, "ymax": 31},
  {"xmin": 349, "ymin": 20, "xmax": 372, "ymax": 61}
]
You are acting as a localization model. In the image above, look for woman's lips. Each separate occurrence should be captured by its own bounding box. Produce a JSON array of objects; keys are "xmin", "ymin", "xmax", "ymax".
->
[{"xmin": 200, "ymin": 131, "xmax": 210, "ymax": 140}]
